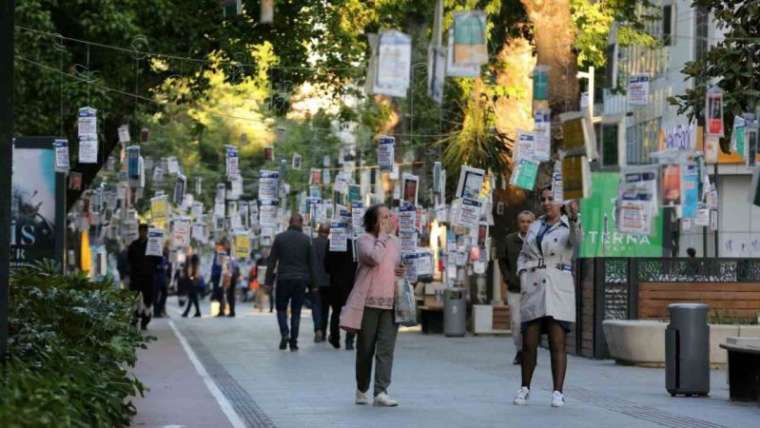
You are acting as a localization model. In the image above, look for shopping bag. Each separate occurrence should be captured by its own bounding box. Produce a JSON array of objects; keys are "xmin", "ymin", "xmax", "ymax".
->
[{"xmin": 394, "ymin": 278, "xmax": 418, "ymax": 327}]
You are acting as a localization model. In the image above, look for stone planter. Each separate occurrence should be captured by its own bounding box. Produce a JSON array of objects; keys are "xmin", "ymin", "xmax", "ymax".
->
[{"xmin": 603, "ymin": 320, "xmax": 754, "ymax": 366}]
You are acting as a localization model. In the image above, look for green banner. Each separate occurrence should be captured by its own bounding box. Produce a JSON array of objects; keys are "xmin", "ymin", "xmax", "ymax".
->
[{"xmin": 579, "ymin": 172, "xmax": 664, "ymax": 258}]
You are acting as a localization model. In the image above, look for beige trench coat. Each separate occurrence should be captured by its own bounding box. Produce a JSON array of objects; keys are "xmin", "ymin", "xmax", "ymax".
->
[{"xmin": 517, "ymin": 215, "xmax": 581, "ymax": 324}]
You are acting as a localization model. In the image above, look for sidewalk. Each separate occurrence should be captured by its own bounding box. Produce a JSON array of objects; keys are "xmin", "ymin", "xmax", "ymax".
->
[
  {"xmin": 130, "ymin": 299, "xmax": 760, "ymax": 428},
  {"xmin": 130, "ymin": 317, "xmax": 238, "ymax": 428}
]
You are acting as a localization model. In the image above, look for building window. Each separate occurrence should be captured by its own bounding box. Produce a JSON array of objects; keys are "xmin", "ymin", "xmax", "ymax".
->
[
  {"xmin": 662, "ymin": 3, "xmax": 675, "ymax": 46},
  {"xmin": 695, "ymin": 6, "xmax": 709, "ymax": 62},
  {"xmin": 626, "ymin": 117, "xmax": 662, "ymax": 165}
]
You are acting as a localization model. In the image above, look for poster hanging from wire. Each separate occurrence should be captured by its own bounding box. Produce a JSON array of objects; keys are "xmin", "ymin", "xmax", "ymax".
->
[
  {"xmin": 456, "ymin": 166, "xmax": 485, "ymax": 199},
  {"xmin": 54, "ymin": 139, "xmax": 70, "ymax": 173},
  {"xmin": 226, "ymin": 145, "xmax": 239, "ymax": 177},
  {"xmin": 510, "ymin": 158, "xmax": 539, "ymax": 191},
  {"xmin": 452, "ymin": 11, "xmax": 488, "ymax": 67},
  {"xmin": 258, "ymin": 170, "xmax": 279, "ymax": 200},
  {"xmin": 374, "ymin": 30, "xmax": 411, "ymax": 98},
  {"xmin": 446, "ymin": 30, "xmax": 480, "ymax": 77},
  {"xmin": 329, "ymin": 222, "xmax": 349, "ymax": 252},
  {"xmin": 627, "ymin": 74, "xmax": 650, "ymax": 106},
  {"xmin": 145, "ymin": 228, "xmax": 165, "ymax": 257},
  {"xmin": 377, "ymin": 136, "xmax": 395, "ymax": 172},
  {"xmin": 706, "ymin": 87, "xmax": 724, "ymax": 137}
]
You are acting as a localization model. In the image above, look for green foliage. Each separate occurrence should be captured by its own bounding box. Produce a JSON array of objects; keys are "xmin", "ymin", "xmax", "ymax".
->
[
  {"xmin": 0, "ymin": 266, "xmax": 151, "ymax": 428},
  {"xmin": 670, "ymin": 0, "xmax": 760, "ymax": 151}
]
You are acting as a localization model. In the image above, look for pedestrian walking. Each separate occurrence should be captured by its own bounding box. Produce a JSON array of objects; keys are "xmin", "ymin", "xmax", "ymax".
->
[
  {"xmin": 209, "ymin": 240, "xmax": 226, "ymax": 309},
  {"xmin": 219, "ymin": 240, "xmax": 240, "ymax": 318},
  {"xmin": 153, "ymin": 243, "xmax": 172, "ymax": 318},
  {"xmin": 181, "ymin": 254, "xmax": 204, "ymax": 318},
  {"xmin": 127, "ymin": 224, "xmax": 160, "ymax": 330},
  {"xmin": 312, "ymin": 224, "xmax": 331, "ymax": 343},
  {"xmin": 266, "ymin": 214, "xmax": 315, "ymax": 351},
  {"xmin": 324, "ymin": 232, "xmax": 358, "ymax": 350},
  {"xmin": 340, "ymin": 204, "xmax": 405, "ymax": 407},
  {"xmin": 513, "ymin": 187, "xmax": 581, "ymax": 408},
  {"xmin": 499, "ymin": 210, "xmax": 535, "ymax": 365}
]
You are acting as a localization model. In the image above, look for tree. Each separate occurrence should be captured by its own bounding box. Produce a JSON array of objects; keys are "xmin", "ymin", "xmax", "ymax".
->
[{"xmin": 671, "ymin": 0, "xmax": 760, "ymax": 151}]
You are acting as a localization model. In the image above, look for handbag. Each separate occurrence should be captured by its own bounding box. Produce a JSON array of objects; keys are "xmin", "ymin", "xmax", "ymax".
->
[{"xmin": 394, "ymin": 277, "xmax": 418, "ymax": 327}]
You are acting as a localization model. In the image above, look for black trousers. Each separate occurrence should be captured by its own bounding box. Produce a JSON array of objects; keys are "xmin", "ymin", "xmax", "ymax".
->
[
  {"xmin": 319, "ymin": 287, "xmax": 342, "ymax": 341},
  {"xmin": 183, "ymin": 289, "xmax": 201, "ymax": 316},
  {"xmin": 220, "ymin": 286, "xmax": 236, "ymax": 316},
  {"xmin": 154, "ymin": 282, "xmax": 168, "ymax": 316}
]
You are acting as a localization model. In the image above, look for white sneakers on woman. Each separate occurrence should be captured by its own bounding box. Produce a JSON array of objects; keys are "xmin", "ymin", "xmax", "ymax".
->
[
  {"xmin": 513, "ymin": 386, "xmax": 530, "ymax": 405},
  {"xmin": 355, "ymin": 390, "xmax": 369, "ymax": 405},
  {"xmin": 513, "ymin": 387, "xmax": 565, "ymax": 407},
  {"xmin": 551, "ymin": 390, "xmax": 566, "ymax": 407},
  {"xmin": 373, "ymin": 392, "xmax": 399, "ymax": 407}
]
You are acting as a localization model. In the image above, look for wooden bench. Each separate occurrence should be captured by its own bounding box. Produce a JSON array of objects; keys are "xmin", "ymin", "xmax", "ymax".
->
[
  {"xmin": 720, "ymin": 337, "xmax": 760, "ymax": 404},
  {"xmin": 639, "ymin": 283, "xmax": 760, "ymax": 321}
]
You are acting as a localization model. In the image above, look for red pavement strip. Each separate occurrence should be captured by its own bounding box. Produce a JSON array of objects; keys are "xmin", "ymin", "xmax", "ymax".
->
[{"xmin": 130, "ymin": 318, "xmax": 242, "ymax": 428}]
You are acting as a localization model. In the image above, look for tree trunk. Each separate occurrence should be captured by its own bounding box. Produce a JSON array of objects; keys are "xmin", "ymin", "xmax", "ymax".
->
[{"xmin": 521, "ymin": 0, "xmax": 580, "ymax": 114}]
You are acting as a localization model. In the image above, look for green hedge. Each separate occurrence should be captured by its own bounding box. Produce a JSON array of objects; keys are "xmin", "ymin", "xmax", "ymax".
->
[{"xmin": 0, "ymin": 264, "xmax": 151, "ymax": 428}]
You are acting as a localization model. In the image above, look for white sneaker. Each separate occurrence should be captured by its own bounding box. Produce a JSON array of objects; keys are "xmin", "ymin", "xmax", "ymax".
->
[
  {"xmin": 373, "ymin": 392, "xmax": 399, "ymax": 407},
  {"xmin": 355, "ymin": 390, "xmax": 369, "ymax": 405},
  {"xmin": 513, "ymin": 386, "xmax": 530, "ymax": 405},
  {"xmin": 551, "ymin": 390, "xmax": 565, "ymax": 408}
]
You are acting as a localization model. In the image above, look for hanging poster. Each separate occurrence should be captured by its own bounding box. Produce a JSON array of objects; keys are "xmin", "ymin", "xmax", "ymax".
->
[
  {"xmin": 562, "ymin": 156, "xmax": 590, "ymax": 200},
  {"xmin": 399, "ymin": 230, "xmax": 418, "ymax": 254},
  {"xmin": 309, "ymin": 168, "xmax": 322, "ymax": 186},
  {"xmin": 695, "ymin": 206, "xmax": 710, "ymax": 226},
  {"xmin": 127, "ymin": 145, "xmax": 140, "ymax": 185},
  {"xmin": 704, "ymin": 135, "xmax": 720, "ymax": 164},
  {"xmin": 167, "ymin": 156, "xmax": 180, "ymax": 175},
  {"xmin": 263, "ymin": 146, "xmax": 274, "ymax": 161},
  {"xmin": 329, "ymin": 223, "xmax": 349, "ymax": 252},
  {"xmin": 533, "ymin": 66, "xmax": 549, "ymax": 102},
  {"xmin": 151, "ymin": 195, "xmax": 170, "ymax": 230},
  {"xmin": 53, "ymin": 139, "xmax": 70, "ymax": 173},
  {"xmin": 706, "ymin": 87, "xmax": 724, "ymax": 137},
  {"xmin": 401, "ymin": 173, "xmax": 419, "ymax": 206},
  {"xmin": 250, "ymin": 202, "xmax": 259, "ymax": 227},
  {"xmin": 551, "ymin": 161, "xmax": 564, "ymax": 202},
  {"xmin": 226, "ymin": 145, "xmax": 239, "ymax": 177},
  {"xmin": 78, "ymin": 106, "xmax": 97, "ymax": 138},
  {"xmin": 516, "ymin": 131, "xmax": 536, "ymax": 161},
  {"xmin": 456, "ymin": 197, "xmax": 481, "ymax": 229},
  {"xmin": 172, "ymin": 217, "xmax": 191, "ymax": 249},
  {"xmin": 510, "ymin": 158, "xmax": 539, "ymax": 191},
  {"xmin": 560, "ymin": 112, "xmax": 596, "ymax": 159},
  {"xmin": 78, "ymin": 135, "xmax": 98, "ymax": 164},
  {"xmin": 446, "ymin": 30, "xmax": 480, "ymax": 77},
  {"xmin": 681, "ymin": 164, "xmax": 699, "ymax": 219},
  {"xmin": 534, "ymin": 109, "xmax": 551, "ymax": 161},
  {"xmin": 452, "ymin": 11, "xmax": 488, "ymax": 66},
  {"xmin": 618, "ymin": 165, "xmax": 659, "ymax": 217},
  {"xmin": 732, "ymin": 116, "xmax": 747, "ymax": 159},
  {"xmin": 191, "ymin": 222, "xmax": 207, "ymax": 244},
  {"xmin": 348, "ymin": 184, "xmax": 362, "ymax": 203},
  {"xmin": 627, "ymin": 74, "xmax": 650, "ymax": 106},
  {"xmin": 374, "ymin": 30, "xmax": 411, "ymax": 98},
  {"xmin": 118, "ymin": 124, "xmax": 131, "ymax": 144},
  {"xmin": 259, "ymin": 199, "xmax": 279, "ymax": 226},
  {"xmin": 398, "ymin": 202, "xmax": 416, "ymax": 233},
  {"xmin": 11, "ymin": 138, "xmax": 66, "ymax": 269},
  {"xmin": 616, "ymin": 201, "xmax": 650, "ymax": 235},
  {"xmin": 661, "ymin": 164, "xmax": 682, "ymax": 207},
  {"xmin": 456, "ymin": 165, "xmax": 485, "ymax": 199},
  {"xmin": 377, "ymin": 136, "xmax": 395, "ymax": 172},
  {"xmin": 234, "ymin": 230, "xmax": 251, "ymax": 260},
  {"xmin": 663, "ymin": 123, "xmax": 697, "ymax": 151},
  {"xmin": 351, "ymin": 202, "xmax": 365, "ymax": 235},
  {"xmin": 291, "ymin": 153, "xmax": 302, "ymax": 170},
  {"xmin": 432, "ymin": 161, "xmax": 444, "ymax": 195},
  {"xmin": 145, "ymin": 228, "xmax": 165, "ymax": 257},
  {"xmin": 173, "ymin": 174, "xmax": 186, "ymax": 205},
  {"xmin": 258, "ymin": 170, "xmax": 279, "ymax": 200},
  {"xmin": 228, "ymin": 175, "xmax": 243, "ymax": 200}
]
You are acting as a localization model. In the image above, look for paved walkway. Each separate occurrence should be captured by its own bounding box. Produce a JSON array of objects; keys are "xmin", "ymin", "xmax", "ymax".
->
[{"xmin": 133, "ymin": 299, "xmax": 760, "ymax": 428}]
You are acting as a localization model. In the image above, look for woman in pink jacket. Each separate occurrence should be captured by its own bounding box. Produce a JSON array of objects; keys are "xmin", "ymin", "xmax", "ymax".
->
[{"xmin": 340, "ymin": 204, "xmax": 405, "ymax": 407}]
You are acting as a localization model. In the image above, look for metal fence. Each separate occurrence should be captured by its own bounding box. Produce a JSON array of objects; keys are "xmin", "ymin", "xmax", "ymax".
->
[{"xmin": 574, "ymin": 257, "xmax": 760, "ymax": 359}]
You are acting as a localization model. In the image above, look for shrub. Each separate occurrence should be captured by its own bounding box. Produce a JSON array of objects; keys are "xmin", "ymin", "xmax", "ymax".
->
[{"xmin": 0, "ymin": 265, "xmax": 152, "ymax": 427}]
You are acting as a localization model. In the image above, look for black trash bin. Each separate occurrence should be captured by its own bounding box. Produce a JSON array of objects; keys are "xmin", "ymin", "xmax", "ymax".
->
[{"xmin": 665, "ymin": 303, "xmax": 710, "ymax": 397}]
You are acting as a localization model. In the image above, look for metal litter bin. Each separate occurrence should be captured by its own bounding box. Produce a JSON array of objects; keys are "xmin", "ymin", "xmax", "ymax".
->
[
  {"xmin": 666, "ymin": 303, "xmax": 710, "ymax": 397},
  {"xmin": 444, "ymin": 288, "xmax": 466, "ymax": 337}
]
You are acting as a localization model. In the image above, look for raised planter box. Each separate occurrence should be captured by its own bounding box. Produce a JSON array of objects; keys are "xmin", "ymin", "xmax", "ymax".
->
[{"xmin": 603, "ymin": 320, "xmax": 753, "ymax": 366}]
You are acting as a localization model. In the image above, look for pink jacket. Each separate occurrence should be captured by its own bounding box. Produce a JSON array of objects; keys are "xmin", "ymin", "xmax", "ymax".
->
[{"xmin": 339, "ymin": 233, "xmax": 400, "ymax": 331}]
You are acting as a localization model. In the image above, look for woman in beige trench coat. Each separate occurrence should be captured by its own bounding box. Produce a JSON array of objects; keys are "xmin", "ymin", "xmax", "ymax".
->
[{"xmin": 513, "ymin": 187, "xmax": 581, "ymax": 408}]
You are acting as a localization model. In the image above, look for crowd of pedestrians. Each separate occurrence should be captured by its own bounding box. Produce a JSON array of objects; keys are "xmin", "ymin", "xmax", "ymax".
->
[{"xmin": 121, "ymin": 190, "xmax": 581, "ymax": 409}]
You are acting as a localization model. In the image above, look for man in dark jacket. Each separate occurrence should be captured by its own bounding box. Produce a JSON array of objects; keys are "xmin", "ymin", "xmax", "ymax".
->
[
  {"xmin": 127, "ymin": 224, "xmax": 160, "ymax": 330},
  {"xmin": 499, "ymin": 210, "xmax": 535, "ymax": 365},
  {"xmin": 312, "ymin": 224, "xmax": 331, "ymax": 344},
  {"xmin": 266, "ymin": 214, "xmax": 315, "ymax": 351},
  {"xmin": 324, "ymin": 233, "xmax": 358, "ymax": 350}
]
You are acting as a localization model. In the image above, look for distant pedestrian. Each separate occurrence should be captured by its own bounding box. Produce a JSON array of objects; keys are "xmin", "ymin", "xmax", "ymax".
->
[
  {"xmin": 499, "ymin": 210, "xmax": 535, "ymax": 365},
  {"xmin": 219, "ymin": 240, "xmax": 240, "ymax": 318},
  {"xmin": 153, "ymin": 243, "xmax": 172, "ymax": 318},
  {"xmin": 209, "ymin": 240, "xmax": 226, "ymax": 307},
  {"xmin": 325, "ymin": 231, "xmax": 358, "ymax": 350},
  {"xmin": 513, "ymin": 187, "xmax": 581, "ymax": 408},
  {"xmin": 340, "ymin": 204, "xmax": 405, "ymax": 407},
  {"xmin": 127, "ymin": 224, "xmax": 160, "ymax": 330},
  {"xmin": 181, "ymin": 254, "xmax": 204, "ymax": 318},
  {"xmin": 312, "ymin": 224, "xmax": 331, "ymax": 343},
  {"xmin": 266, "ymin": 214, "xmax": 315, "ymax": 351}
]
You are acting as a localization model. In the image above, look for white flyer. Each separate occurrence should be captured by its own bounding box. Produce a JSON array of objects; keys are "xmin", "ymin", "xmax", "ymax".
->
[
  {"xmin": 534, "ymin": 108, "xmax": 552, "ymax": 160},
  {"xmin": 145, "ymin": 228, "xmax": 165, "ymax": 256},
  {"xmin": 226, "ymin": 145, "xmax": 239, "ymax": 177},
  {"xmin": 374, "ymin": 30, "xmax": 412, "ymax": 98},
  {"xmin": 78, "ymin": 135, "xmax": 98, "ymax": 164},
  {"xmin": 172, "ymin": 217, "xmax": 191, "ymax": 248},
  {"xmin": 456, "ymin": 197, "xmax": 481, "ymax": 229},
  {"xmin": 627, "ymin": 74, "xmax": 650, "ymax": 106},
  {"xmin": 517, "ymin": 131, "xmax": 536, "ymax": 161},
  {"xmin": 398, "ymin": 202, "xmax": 416, "ymax": 233},
  {"xmin": 118, "ymin": 124, "xmax": 131, "ymax": 143},
  {"xmin": 329, "ymin": 222, "xmax": 349, "ymax": 252},
  {"xmin": 78, "ymin": 106, "xmax": 97, "ymax": 137},
  {"xmin": 399, "ymin": 230, "xmax": 418, "ymax": 254},
  {"xmin": 258, "ymin": 170, "xmax": 279, "ymax": 200},
  {"xmin": 54, "ymin": 139, "xmax": 70, "ymax": 172},
  {"xmin": 616, "ymin": 200, "xmax": 651, "ymax": 235},
  {"xmin": 456, "ymin": 166, "xmax": 485, "ymax": 199},
  {"xmin": 167, "ymin": 156, "xmax": 179, "ymax": 175},
  {"xmin": 351, "ymin": 202, "xmax": 365, "ymax": 235},
  {"xmin": 259, "ymin": 199, "xmax": 278, "ymax": 226},
  {"xmin": 377, "ymin": 136, "xmax": 395, "ymax": 172},
  {"xmin": 695, "ymin": 207, "xmax": 710, "ymax": 226}
]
